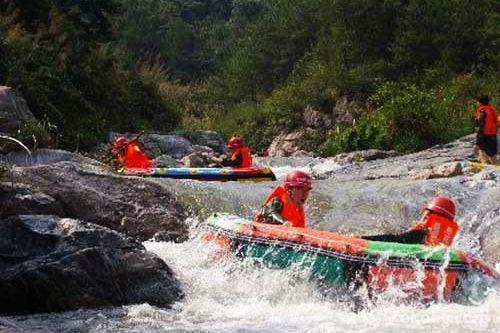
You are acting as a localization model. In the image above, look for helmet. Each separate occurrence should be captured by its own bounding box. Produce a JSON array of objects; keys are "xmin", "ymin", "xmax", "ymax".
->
[
  {"xmin": 424, "ymin": 196, "xmax": 456, "ymax": 220},
  {"xmin": 227, "ymin": 136, "xmax": 243, "ymax": 149},
  {"xmin": 284, "ymin": 170, "xmax": 312, "ymax": 189},
  {"xmin": 113, "ymin": 136, "xmax": 128, "ymax": 152}
]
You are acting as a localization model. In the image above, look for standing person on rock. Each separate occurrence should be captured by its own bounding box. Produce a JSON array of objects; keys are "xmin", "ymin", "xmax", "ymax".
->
[
  {"xmin": 254, "ymin": 170, "xmax": 312, "ymax": 228},
  {"xmin": 213, "ymin": 136, "xmax": 253, "ymax": 168},
  {"xmin": 475, "ymin": 95, "xmax": 498, "ymax": 165}
]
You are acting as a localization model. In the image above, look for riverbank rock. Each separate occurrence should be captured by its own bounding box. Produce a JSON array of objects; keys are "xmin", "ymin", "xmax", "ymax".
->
[
  {"xmin": 0, "ymin": 86, "xmax": 35, "ymax": 137},
  {"xmin": 0, "ymin": 215, "xmax": 183, "ymax": 315},
  {"xmin": 268, "ymin": 128, "xmax": 318, "ymax": 157},
  {"xmin": 306, "ymin": 135, "xmax": 476, "ymax": 181},
  {"xmin": 0, "ymin": 182, "xmax": 64, "ymax": 217},
  {"xmin": 7, "ymin": 157, "xmax": 189, "ymax": 241}
]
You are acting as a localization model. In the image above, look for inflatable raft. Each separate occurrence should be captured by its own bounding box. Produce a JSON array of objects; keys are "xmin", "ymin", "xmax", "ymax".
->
[
  {"xmin": 463, "ymin": 160, "xmax": 500, "ymax": 171},
  {"xmin": 119, "ymin": 166, "xmax": 276, "ymax": 182},
  {"xmin": 203, "ymin": 213, "xmax": 499, "ymax": 301}
]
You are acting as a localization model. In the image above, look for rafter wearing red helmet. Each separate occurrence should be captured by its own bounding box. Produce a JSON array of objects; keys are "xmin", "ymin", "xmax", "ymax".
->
[
  {"xmin": 112, "ymin": 136, "xmax": 152, "ymax": 169},
  {"xmin": 361, "ymin": 196, "xmax": 459, "ymax": 247},
  {"xmin": 254, "ymin": 170, "xmax": 312, "ymax": 228},
  {"xmin": 220, "ymin": 136, "xmax": 252, "ymax": 168},
  {"xmin": 409, "ymin": 196, "xmax": 459, "ymax": 246}
]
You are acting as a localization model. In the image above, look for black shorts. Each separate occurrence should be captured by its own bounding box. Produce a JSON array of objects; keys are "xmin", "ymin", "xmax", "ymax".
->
[{"xmin": 477, "ymin": 133, "xmax": 498, "ymax": 157}]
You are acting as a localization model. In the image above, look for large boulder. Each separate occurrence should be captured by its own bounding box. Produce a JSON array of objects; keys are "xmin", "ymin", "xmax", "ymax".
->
[
  {"xmin": 141, "ymin": 134, "xmax": 193, "ymax": 159},
  {"xmin": 0, "ymin": 86, "xmax": 35, "ymax": 136},
  {"xmin": 185, "ymin": 130, "xmax": 227, "ymax": 155},
  {"xmin": 0, "ymin": 215, "xmax": 183, "ymax": 314},
  {"xmin": 10, "ymin": 158, "xmax": 189, "ymax": 241},
  {"xmin": 0, "ymin": 182, "xmax": 64, "ymax": 217},
  {"xmin": 268, "ymin": 128, "xmax": 318, "ymax": 157}
]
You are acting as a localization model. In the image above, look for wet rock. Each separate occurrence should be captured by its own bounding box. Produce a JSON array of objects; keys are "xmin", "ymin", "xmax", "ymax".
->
[
  {"xmin": 0, "ymin": 86, "xmax": 35, "ymax": 136},
  {"xmin": 0, "ymin": 215, "xmax": 183, "ymax": 314},
  {"xmin": 0, "ymin": 182, "xmax": 64, "ymax": 217},
  {"xmin": 12, "ymin": 159, "xmax": 189, "ymax": 241},
  {"xmin": 153, "ymin": 230, "xmax": 188, "ymax": 243}
]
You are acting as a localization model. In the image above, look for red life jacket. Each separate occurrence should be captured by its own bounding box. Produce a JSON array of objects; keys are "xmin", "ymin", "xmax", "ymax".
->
[
  {"xmin": 255, "ymin": 185, "xmax": 306, "ymax": 228},
  {"xmin": 476, "ymin": 105, "xmax": 498, "ymax": 136},
  {"xmin": 230, "ymin": 146, "xmax": 252, "ymax": 168},
  {"xmin": 117, "ymin": 142, "xmax": 152, "ymax": 169},
  {"xmin": 411, "ymin": 213, "xmax": 458, "ymax": 246}
]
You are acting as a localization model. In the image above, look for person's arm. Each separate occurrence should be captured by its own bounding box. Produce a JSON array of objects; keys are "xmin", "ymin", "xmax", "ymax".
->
[
  {"xmin": 477, "ymin": 110, "xmax": 487, "ymax": 134},
  {"xmin": 409, "ymin": 220, "xmax": 427, "ymax": 231},
  {"xmin": 258, "ymin": 198, "xmax": 287, "ymax": 225},
  {"xmin": 221, "ymin": 151, "xmax": 243, "ymax": 167}
]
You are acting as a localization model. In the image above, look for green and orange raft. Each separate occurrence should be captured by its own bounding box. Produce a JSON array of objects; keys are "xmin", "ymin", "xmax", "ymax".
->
[
  {"xmin": 119, "ymin": 166, "xmax": 276, "ymax": 182},
  {"xmin": 203, "ymin": 213, "xmax": 499, "ymax": 302}
]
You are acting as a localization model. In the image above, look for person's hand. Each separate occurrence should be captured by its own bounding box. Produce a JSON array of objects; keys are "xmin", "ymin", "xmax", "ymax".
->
[{"xmin": 211, "ymin": 156, "xmax": 223, "ymax": 164}]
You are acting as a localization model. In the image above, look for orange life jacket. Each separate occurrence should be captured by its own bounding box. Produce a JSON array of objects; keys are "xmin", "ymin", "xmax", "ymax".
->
[
  {"xmin": 476, "ymin": 105, "xmax": 498, "ymax": 136},
  {"xmin": 255, "ymin": 185, "xmax": 306, "ymax": 228},
  {"xmin": 229, "ymin": 146, "xmax": 252, "ymax": 168},
  {"xmin": 117, "ymin": 142, "xmax": 152, "ymax": 169},
  {"xmin": 411, "ymin": 213, "xmax": 459, "ymax": 246}
]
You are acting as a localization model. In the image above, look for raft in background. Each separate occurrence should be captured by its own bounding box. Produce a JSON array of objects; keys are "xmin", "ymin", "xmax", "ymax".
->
[
  {"xmin": 463, "ymin": 160, "xmax": 500, "ymax": 171},
  {"xmin": 203, "ymin": 213, "xmax": 499, "ymax": 302},
  {"xmin": 119, "ymin": 166, "xmax": 276, "ymax": 182}
]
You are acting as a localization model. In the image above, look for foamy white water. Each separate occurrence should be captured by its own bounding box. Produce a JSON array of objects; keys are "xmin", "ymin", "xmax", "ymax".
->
[
  {"xmin": 2, "ymin": 230, "xmax": 498, "ymax": 333},
  {"xmin": 124, "ymin": 236, "xmax": 500, "ymax": 333}
]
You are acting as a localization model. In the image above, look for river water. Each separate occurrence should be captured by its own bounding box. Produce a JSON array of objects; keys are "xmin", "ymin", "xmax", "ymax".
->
[{"xmin": 2, "ymin": 161, "xmax": 500, "ymax": 333}]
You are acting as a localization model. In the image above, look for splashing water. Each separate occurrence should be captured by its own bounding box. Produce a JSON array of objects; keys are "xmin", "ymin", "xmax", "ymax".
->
[{"xmin": 2, "ymin": 225, "xmax": 499, "ymax": 333}]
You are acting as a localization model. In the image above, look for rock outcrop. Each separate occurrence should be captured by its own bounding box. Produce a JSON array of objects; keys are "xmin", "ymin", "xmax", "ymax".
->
[
  {"xmin": 0, "ymin": 215, "xmax": 183, "ymax": 314},
  {"xmin": 8, "ymin": 159, "xmax": 189, "ymax": 242},
  {"xmin": 0, "ymin": 86, "xmax": 35, "ymax": 136}
]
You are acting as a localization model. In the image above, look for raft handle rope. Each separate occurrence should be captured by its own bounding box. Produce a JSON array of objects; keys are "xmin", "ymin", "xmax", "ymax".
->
[{"xmin": 203, "ymin": 224, "xmax": 489, "ymax": 275}]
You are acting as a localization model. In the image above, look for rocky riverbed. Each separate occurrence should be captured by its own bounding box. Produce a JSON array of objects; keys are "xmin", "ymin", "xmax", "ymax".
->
[{"xmin": 1, "ymin": 133, "xmax": 499, "ymax": 317}]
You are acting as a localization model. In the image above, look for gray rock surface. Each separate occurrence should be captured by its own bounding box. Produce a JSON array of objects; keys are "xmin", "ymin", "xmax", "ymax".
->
[
  {"xmin": 8, "ymin": 159, "xmax": 189, "ymax": 241},
  {"xmin": 0, "ymin": 215, "xmax": 183, "ymax": 314},
  {"xmin": 268, "ymin": 128, "xmax": 319, "ymax": 157},
  {"xmin": 0, "ymin": 86, "xmax": 35, "ymax": 136}
]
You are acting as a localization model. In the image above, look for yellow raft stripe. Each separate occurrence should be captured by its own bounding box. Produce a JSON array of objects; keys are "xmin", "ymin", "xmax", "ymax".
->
[{"xmin": 467, "ymin": 161, "xmax": 500, "ymax": 170}]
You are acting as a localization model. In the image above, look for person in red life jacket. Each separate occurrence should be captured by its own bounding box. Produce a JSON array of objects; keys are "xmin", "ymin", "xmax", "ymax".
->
[
  {"xmin": 218, "ymin": 136, "xmax": 253, "ymax": 168},
  {"xmin": 112, "ymin": 136, "xmax": 152, "ymax": 169},
  {"xmin": 362, "ymin": 196, "xmax": 459, "ymax": 247},
  {"xmin": 475, "ymin": 95, "xmax": 498, "ymax": 165},
  {"xmin": 409, "ymin": 196, "xmax": 459, "ymax": 247},
  {"xmin": 254, "ymin": 170, "xmax": 312, "ymax": 228}
]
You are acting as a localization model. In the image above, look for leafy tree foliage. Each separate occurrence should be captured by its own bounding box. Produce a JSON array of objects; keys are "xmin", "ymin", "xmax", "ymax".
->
[{"xmin": 1, "ymin": 0, "xmax": 499, "ymax": 153}]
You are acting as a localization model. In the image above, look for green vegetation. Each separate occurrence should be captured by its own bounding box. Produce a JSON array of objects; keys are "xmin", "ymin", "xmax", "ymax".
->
[{"xmin": 1, "ymin": 0, "xmax": 499, "ymax": 154}]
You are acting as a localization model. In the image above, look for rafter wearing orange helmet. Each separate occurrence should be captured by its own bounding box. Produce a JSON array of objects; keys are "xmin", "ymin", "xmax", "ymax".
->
[
  {"xmin": 220, "ymin": 136, "xmax": 252, "ymax": 168},
  {"xmin": 254, "ymin": 170, "xmax": 312, "ymax": 228},
  {"xmin": 112, "ymin": 136, "xmax": 152, "ymax": 169},
  {"xmin": 362, "ymin": 196, "xmax": 459, "ymax": 247},
  {"xmin": 410, "ymin": 196, "xmax": 459, "ymax": 246}
]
